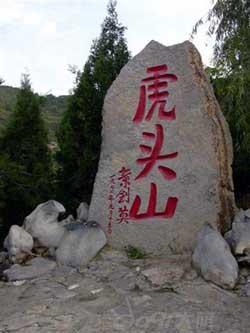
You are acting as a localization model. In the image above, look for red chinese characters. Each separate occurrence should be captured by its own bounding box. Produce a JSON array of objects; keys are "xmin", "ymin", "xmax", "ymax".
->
[
  {"xmin": 130, "ymin": 183, "xmax": 178, "ymax": 219},
  {"xmin": 106, "ymin": 64, "xmax": 179, "ymax": 232},
  {"xmin": 136, "ymin": 124, "xmax": 178, "ymax": 180},
  {"xmin": 133, "ymin": 65, "xmax": 177, "ymax": 123},
  {"xmin": 130, "ymin": 64, "xmax": 179, "ymax": 221}
]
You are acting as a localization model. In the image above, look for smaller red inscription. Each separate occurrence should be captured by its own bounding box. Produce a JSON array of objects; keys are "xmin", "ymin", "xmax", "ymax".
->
[
  {"xmin": 116, "ymin": 167, "xmax": 131, "ymax": 224},
  {"xmin": 118, "ymin": 167, "xmax": 131, "ymax": 189},
  {"xmin": 117, "ymin": 206, "xmax": 129, "ymax": 224},
  {"xmin": 107, "ymin": 175, "xmax": 116, "ymax": 234}
]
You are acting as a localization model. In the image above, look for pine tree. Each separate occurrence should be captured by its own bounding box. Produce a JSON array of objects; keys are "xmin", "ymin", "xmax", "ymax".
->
[
  {"xmin": 57, "ymin": 0, "xmax": 130, "ymax": 209},
  {"xmin": 0, "ymin": 74, "xmax": 53, "ymax": 231}
]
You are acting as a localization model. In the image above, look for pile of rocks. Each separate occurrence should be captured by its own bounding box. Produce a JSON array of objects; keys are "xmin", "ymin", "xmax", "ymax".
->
[
  {"xmin": 2, "ymin": 198, "xmax": 250, "ymax": 294},
  {"xmin": 1, "ymin": 200, "xmax": 107, "ymax": 281},
  {"xmin": 192, "ymin": 208, "xmax": 250, "ymax": 290}
]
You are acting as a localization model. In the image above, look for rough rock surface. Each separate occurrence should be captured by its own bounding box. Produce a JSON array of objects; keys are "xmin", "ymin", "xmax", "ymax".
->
[
  {"xmin": 4, "ymin": 225, "xmax": 34, "ymax": 263},
  {"xmin": 24, "ymin": 200, "xmax": 66, "ymax": 248},
  {"xmin": 0, "ymin": 249, "xmax": 249, "ymax": 333},
  {"xmin": 77, "ymin": 202, "xmax": 89, "ymax": 222},
  {"xmin": 230, "ymin": 222, "xmax": 250, "ymax": 254},
  {"xmin": 89, "ymin": 40, "xmax": 235, "ymax": 255},
  {"xmin": 56, "ymin": 221, "xmax": 107, "ymax": 267},
  {"xmin": 192, "ymin": 224, "xmax": 238, "ymax": 289},
  {"xmin": 224, "ymin": 208, "xmax": 250, "ymax": 255},
  {"xmin": 3, "ymin": 257, "xmax": 56, "ymax": 281}
]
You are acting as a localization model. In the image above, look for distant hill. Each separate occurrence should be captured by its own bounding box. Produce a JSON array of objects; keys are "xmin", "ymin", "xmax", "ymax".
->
[{"xmin": 0, "ymin": 85, "xmax": 69, "ymax": 141}]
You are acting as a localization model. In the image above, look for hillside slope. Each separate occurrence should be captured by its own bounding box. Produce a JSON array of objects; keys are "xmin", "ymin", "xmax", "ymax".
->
[{"xmin": 0, "ymin": 85, "xmax": 68, "ymax": 141}]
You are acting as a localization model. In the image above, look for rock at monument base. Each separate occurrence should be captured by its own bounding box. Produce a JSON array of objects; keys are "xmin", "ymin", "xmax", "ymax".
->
[
  {"xmin": 4, "ymin": 225, "xmax": 34, "ymax": 263},
  {"xmin": 230, "ymin": 222, "xmax": 250, "ymax": 255},
  {"xmin": 23, "ymin": 200, "xmax": 66, "ymax": 248},
  {"xmin": 89, "ymin": 40, "xmax": 235, "ymax": 255},
  {"xmin": 240, "ymin": 283, "xmax": 250, "ymax": 297},
  {"xmin": 192, "ymin": 224, "xmax": 238, "ymax": 289},
  {"xmin": 77, "ymin": 202, "xmax": 89, "ymax": 222},
  {"xmin": 224, "ymin": 208, "xmax": 250, "ymax": 255},
  {"xmin": 233, "ymin": 209, "xmax": 248, "ymax": 224},
  {"xmin": 56, "ymin": 221, "xmax": 107, "ymax": 268},
  {"xmin": 3, "ymin": 257, "xmax": 56, "ymax": 281}
]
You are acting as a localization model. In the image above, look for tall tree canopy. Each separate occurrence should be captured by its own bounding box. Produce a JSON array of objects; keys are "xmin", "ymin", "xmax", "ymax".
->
[
  {"xmin": 57, "ymin": 0, "xmax": 131, "ymax": 209},
  {"xmin": 0, "ymin": 74, "xmax": 53, "ymax": 235},
  {"xmin": 194, "ymin": 0, "xmax": 250, "ymax": 199}
]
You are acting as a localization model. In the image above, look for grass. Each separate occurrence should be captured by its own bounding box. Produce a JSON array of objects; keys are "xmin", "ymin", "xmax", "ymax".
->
[{"xmin": 125, "ymin": 245, "xmax": 146, "ymax": 259}]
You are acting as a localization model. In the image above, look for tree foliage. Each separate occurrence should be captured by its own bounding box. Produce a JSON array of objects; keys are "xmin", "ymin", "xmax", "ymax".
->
[
  {"xmin": 0, "ymin": 74, "xmax": 53, "ymax": 236},
  {"xmin": 57, "ymin": 0, "xmax": 131, "ymax": 209},
  {"xmin": 194, "ymin": 0, "xmax": 250, "ymax": 198}
]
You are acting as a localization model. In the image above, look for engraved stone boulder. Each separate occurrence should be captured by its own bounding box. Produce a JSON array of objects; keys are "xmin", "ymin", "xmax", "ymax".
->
[{"xmin": 89, "ymin": 40, "xmax": 235, "ymax": 255}]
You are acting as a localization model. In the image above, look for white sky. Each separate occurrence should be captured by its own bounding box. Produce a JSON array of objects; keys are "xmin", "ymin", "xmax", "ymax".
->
[{"xmin": 0, "ymin": 0, "xmax": 214, "ymax": 96}]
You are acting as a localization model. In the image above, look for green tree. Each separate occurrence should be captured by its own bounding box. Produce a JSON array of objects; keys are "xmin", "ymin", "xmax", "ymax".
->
[
  {"xmin": 57, "ymin": 0, "xmax": 130, "ymax": 209},
  {"xmin": 193, "ymin": 0, "xmax": 250, "ymax": 200},
  {"xmin": 0, "ymin": 74, "xmax": 53, "ymax": 232},
  {"xmin": 0, "ymin": 77, "xmax": 4, "ymax": 85}
]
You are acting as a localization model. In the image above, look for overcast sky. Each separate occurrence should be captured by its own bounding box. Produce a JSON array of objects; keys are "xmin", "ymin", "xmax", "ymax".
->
[{"xmin": 0, "ymin": 0, "xmax": 214, "ymax": 96}]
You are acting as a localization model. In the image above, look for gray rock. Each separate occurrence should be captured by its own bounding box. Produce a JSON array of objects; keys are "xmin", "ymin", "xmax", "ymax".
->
[
  {"xmin": 192, "ymin": 224, "xmax": 238, "ymax": 289},
  {"xmin": 229, "ymin": 221, "xmax": 250, "ymax": 254},
  {"xmin": 56, "ymin": 221, "xmax": 107, "ymax": 267},
  {"xmin": 245, "ymin": 209, "xmax": 250, "ymax": 219},
  {"xmin": 0, "ymin": 251, "xmax": 8, "ymax": 264},
  {"xmin": 233, "ymin": 209, "xmax": 246, "ymax": 224},
  {"xmin": 23, "ymin": 200, "xmax": 66, "ymax": 248},
  {"xmin": 223, "ymin": 208, "xmax": 250, "ymax": 255},
  {"xmin": 233, "ymin": 208, "xmax": 250, "ymax": 224},
  {"xmin": 77, "ymin": 202, "xmax": 89, "ymax": 222},
  {"xmin": 89, "ymin": 40, "xmax": 235, "ymax": 255},
  {"xmin": 4, "ymin": 225, "xmax": 34, "ymax": 263},
  {"xmin": 142, "ymin": 266, "xmax": 184, "ymax": 286},
  {"xmin": 240, "ymin": 283, "xmax": 250, "ymax": 297},
  {"xmin": 4, "ymin": 257, "xmax": 56, "ymax": 281},
  {"xmin": 224, "ymin": 229, "xmax": 235, "ymax": 249}
]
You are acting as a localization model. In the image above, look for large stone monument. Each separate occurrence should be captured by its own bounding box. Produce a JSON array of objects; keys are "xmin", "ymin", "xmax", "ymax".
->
[{"xmin": 89, "ymin": 40, "xmax": 235, "ymax": 255}]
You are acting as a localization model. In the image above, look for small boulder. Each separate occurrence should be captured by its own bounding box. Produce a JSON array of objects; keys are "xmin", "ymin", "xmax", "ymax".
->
[
  {"xmin": 230, "ymin": 222, "xmax": 250, "ymax": 254},
  {"xmin": 240, "ymin": 283, "xmax": 250, "ymax": 297},
  {"xmin": 224, "ymin": 208, "xmax": 250, "ymax": 255},
  {"xmin": 192, "ymin": 224, "xmax": 238, "ymax": 289},
  {"xmin": 56, "ymin": 221, "xmax": 107, "ymax": 267},
  {"xmin": 77, "ymin": 202, "xmax": 89, "ymax": 222},
  {"xmin": 3, "ymin": 257, "xmax": 56, "ymax": 281},
  {"xmin": 23, "ymin": 200, "xmax": 66, "ymax": 248},
  {"xmin": 233, "ymin": 209, "xmax": 246, "ymax": 224},
  {"xmin": 4, "ymin": 225, "xmax": 34, "ymax": 263}
]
